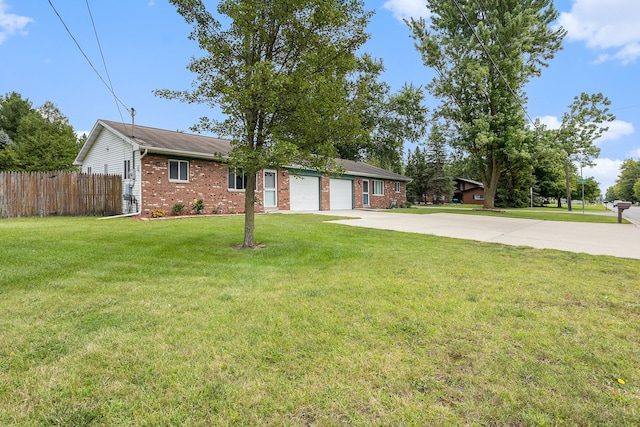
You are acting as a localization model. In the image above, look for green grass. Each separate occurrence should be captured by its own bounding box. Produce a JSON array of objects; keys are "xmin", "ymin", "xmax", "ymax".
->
[
  {"xmin": 1, "ymin": 215, "xmax": 639, "ymax": 426},
  {"xmin": 399, "ymin": 204, "xmax": 629, "ymax": 223}
]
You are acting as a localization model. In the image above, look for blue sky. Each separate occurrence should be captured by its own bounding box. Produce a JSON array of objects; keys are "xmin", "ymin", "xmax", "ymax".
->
[{"xmin": 1, "ymin": 0, "xmax": 638, "ymax": 193}]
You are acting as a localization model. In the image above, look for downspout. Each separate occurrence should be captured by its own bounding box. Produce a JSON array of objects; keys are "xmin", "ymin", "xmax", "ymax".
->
[{"xmin": 98, "ymin": 148, "xmax": 148, "ymax": 220}]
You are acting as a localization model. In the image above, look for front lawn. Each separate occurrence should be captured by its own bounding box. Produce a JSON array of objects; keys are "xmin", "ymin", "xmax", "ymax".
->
[{"xmin": 1, "ymin": 215, "xmax": 638, "ymax": 425}]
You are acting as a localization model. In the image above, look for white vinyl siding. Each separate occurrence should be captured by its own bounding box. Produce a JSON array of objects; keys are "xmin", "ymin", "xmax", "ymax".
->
[{"xmin": 79, "ymin": 127, "xmax": 139, "ymax": 214}]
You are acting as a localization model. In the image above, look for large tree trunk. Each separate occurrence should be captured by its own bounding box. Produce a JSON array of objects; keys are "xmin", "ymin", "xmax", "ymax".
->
[
  {"xmin": 564, "ymin": 158, "xmax": 572, "ymax": 211},
  {"xmin": 242, "ymin": 171, "xmax": 257, "ymax": 248},
  {"xmin": 481, "ymin": 161, "xmax": 500, "ymax": 209}
]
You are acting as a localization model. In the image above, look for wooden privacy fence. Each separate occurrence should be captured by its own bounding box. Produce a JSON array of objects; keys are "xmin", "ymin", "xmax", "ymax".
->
[{"xmin": 0, "ymin": 172, "xmax": 122, "ymax": 218}]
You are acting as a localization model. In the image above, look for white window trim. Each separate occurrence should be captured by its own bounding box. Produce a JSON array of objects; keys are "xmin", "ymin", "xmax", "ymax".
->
[
  {"xmin": 124, "ymin": 159, "xmax": 132, "ymax": 180},
  {"xmin": 228, "ymin": 167, "xmax": 250, "ymax": 191},
  {"xmin": 169, "ymin": 159, "xmax": 189, "ymax": 182},
  {"xmin": 473, "ymin": 194, "xmax": 485, "ymax": 200},
  {"xmin": 395, "ymin": 182, "xmax": 401, "ymax": 193},
  {"xmin": 372, "ymin": 179, "xmax": 384, "ymax": 196}
]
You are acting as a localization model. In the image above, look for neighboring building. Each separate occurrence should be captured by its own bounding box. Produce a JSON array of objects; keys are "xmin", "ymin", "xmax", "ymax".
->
[
  {"xmin": 74, "ymin": 120, "xmax": 410, "ymax": 217},
  {"xmin": 453, "ymin": 177, "xmax": 485, "ymax": 204}
]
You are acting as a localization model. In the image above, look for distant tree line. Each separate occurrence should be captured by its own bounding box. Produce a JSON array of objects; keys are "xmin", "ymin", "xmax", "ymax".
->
[
  {"xmin": 0, "ymin": 92, "xmax": 81, "ymax": 172},
  {"xmin": 606, "ymin": 159, "xmax": 640, "ymax": 203}
]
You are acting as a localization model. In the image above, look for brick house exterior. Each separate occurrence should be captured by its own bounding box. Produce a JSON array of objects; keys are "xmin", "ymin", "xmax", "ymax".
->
[
  {"xmin": 454, "ymin": 178, "xmax": 485, "ymax": 205},
  {"xmin": 75, "ymin": 120, "xmax": 410, "ymax": 216}
]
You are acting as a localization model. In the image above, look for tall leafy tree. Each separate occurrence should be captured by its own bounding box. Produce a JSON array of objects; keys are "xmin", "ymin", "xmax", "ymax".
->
[
  {"xmin": 0, "ymin": 92, "xmax": 32, "ymax": 142},
  {"xmin": 552, "ymin": 93, "xmax": 615, "ymax": 211},
  {"xmin": 336, "ymin": 55, "xmax": 429, "ymax": 173},
  {"xmin": 616, "ymin": 159, "xmax": 640, "ymax": 202},
  {"xmin": 4, "ymin": 102, "xmax": 79, "ymax": 172},
  {"xmin": 605, "ymin": 186, "xmax": 617, "ymax": 202},
  {"xmin": 408, "ymin": 0, "xmax": 565, "ymax": 209},
  {"xmin": 156, "ymin": 0, "xmax": 371, "ymax": 248},
  {"xmin": 633, "ymin": 180, "xmax": 640, "ymax": 202}
]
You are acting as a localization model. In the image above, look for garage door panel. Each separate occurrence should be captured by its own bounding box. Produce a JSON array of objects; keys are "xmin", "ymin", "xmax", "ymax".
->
[
  {"xmin": 290, "ymin": 175, "xmax": 319, "ymax": 211},
  {"xmin": 330, "ymin": 178, "xmax": 353, "ymax": 210}
]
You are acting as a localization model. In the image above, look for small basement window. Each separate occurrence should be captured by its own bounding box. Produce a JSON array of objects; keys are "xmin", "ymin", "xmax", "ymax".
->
[{"xmin": 169, "ymin": 160, "xmax": 189, "ymax": 182}]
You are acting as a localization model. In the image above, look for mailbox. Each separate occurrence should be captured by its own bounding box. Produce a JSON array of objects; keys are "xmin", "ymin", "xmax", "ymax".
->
[{"xmin": 616, "ymin": 201, "xmax": 632, "ymax": 223}]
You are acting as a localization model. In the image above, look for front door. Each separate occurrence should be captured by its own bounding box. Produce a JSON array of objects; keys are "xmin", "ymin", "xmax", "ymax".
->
[
  {"xmin": 362, "ymin": 179, "xmax": 369, "ymax": 207},
  {"xmin": 264, "ymin": 170, "xmax": 277, "ymax": 208}
]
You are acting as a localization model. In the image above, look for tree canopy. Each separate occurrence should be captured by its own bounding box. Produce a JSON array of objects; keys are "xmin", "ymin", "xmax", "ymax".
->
[
  {"xmin": 0, "ymin": 93, "xmax": 79, "ymax": 172},
  {"xmin": 339, "ymin": 55, "xmax": 429, "ymax": 173},
  {"xmin": 550, "ymin": 92, "xmax": 614, "ymax": 210},
  {"xmin": 156, "ymin": 0, "xmax": 371, "ymax": 248},
  {"xmin": 408, "ymin": 0, "xmax": 566, "ymax": 209}
]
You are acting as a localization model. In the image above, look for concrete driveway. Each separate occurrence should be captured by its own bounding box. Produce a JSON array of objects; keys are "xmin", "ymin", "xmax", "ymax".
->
[{"xmin": 315, "ymin": 210, "xmax": 640, "ymax": 260}]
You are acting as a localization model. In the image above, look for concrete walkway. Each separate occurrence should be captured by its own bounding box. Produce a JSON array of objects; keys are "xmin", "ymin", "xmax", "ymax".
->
[{"xmin": 313, "ymin": 210, "xmax": 640, "ymax": 260}]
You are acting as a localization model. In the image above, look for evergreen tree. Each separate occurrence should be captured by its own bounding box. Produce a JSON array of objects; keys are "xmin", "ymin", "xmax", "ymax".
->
[
  {"xmin": 424, "ymin": 125, "xmax": 454, "ymax": 204},
  {"xmin": 405, "ymin": 146, "xmax": 429, "ymax": 203}
]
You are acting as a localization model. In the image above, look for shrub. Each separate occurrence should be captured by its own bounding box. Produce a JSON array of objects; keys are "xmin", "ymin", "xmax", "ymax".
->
[
  {"xmin": 151, "ymin": 208, "xmax": 165, "ymax": 218},
  {"xmin": 171, "ymin": 203, "xmax": 186, "ymax": 216},
  {"xmin": 191, "ymin": 198, "xmax": 205, "ymax": 214}
]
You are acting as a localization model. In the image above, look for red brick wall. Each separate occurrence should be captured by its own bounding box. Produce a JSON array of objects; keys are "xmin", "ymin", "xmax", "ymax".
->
[
  {"xmin": 320, "ymin": 175, "xmax": 331, "ymax": 210},
  {"xmin": 140, "ymin": 154, "xmax": 263, "ymax": 216},
  {"xmin": 276, "ymin": 170, "xmax": 290, "ymax": 211},
  {"xmin": 462, "ymin": 188, "xmax": 485, "ymax": 205},
  {"xmin": 353, "ymin": 177, "xmax": 406, "ymax": 209},
  {"xmin": 139, "ymin": 154, "xmax": 407, "ymax": 215}
]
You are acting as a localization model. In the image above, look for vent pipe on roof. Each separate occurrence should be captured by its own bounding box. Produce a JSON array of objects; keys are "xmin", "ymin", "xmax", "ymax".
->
[{"xmin": 130, "ymin": 107, "xmax": 136, "ymax": 138}]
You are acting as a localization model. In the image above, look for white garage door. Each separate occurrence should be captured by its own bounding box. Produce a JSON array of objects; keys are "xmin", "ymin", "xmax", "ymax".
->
[
  {"xmin": 290, "ymin": 175, "xmax": 320, "ymax": 211},
  {"xmin": 330, "ymin": 178, "xmax": 353, "ymax": 210}
]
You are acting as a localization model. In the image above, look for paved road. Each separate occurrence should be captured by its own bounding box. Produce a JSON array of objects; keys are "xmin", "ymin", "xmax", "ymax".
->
[
  {"xmin": 620, "ymin": 205, "xmax": 640, "ymax": 224},
  {"xmin": 314, "ymin": 209, "xmax": 640, "ymax": 260}
]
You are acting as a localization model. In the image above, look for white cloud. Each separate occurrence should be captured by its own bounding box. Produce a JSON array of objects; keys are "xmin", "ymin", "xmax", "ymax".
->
[
  {"xmin": 536, "ymin": 115, "xmax": 562, "ymax": 130},
  {"xmin": 625, "ymin": 148, "xmax": 640, "ymax": 160},
  {"xmin": 557, "ymin": 0, "xmax": 640, "ymax": 64},
  {"xmin": 534, "ymin": 116, "xmax": 634, "ymax": 145},
  {"xmin": 583, "ymin": 157, "xmax": 623, "ymax": 193},
  {"xmin": 595, "ymin": 120, "xmax": 634, "ymax": 143},
  {"xmin": 0, "ymin": 0, "xmax": 33, "ymax": 45},
  {"xmin": 383, "ymin": 0, "xmax": 430, "ymax": 22},
  {"xmin": 148, "ymin": 1, "xmax": 156, "ymax": 6}
]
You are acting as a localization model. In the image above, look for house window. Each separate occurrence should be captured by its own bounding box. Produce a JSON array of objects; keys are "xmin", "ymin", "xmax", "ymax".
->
[
  {"xmin": 372, "ymin": 179, "xmax": 384, "ymax": 196},
  {"xmin": 395, "ymin": 182, "xmax": 401, "ymax": 193},
  {"xmin": 124, "ymin": 160, "xmax": 131, "ymax": 179},
  {"xmin": 104, "ymin": 164, "xmax": 108, "ymax": 174},
  {"xmin": 228, "ymin": 168, "xmax": 248, "ymax": 190},
  {"xmin": 473, "ymin": 194, "xmax": 484, "ymax": 200},
  {"xmin": 169, "ymin": 160, "xmax": 189, "ymax": 182},
  {"xmin": 87, "ymin": 167, "xmax": 92, "ymax": 174}
]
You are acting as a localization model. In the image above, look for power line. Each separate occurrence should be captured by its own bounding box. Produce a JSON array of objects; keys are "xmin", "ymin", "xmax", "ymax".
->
[
  {"xmin": 47, "ymin": 0, "xmax": 130, "ymax": 113},
  {"xmin": 451, "ymin": 0, "xmax": 537, "ymax": 127},
  {"xmin": 85, "ymin": 0, "xmax": 126, "ymax": 125}
]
